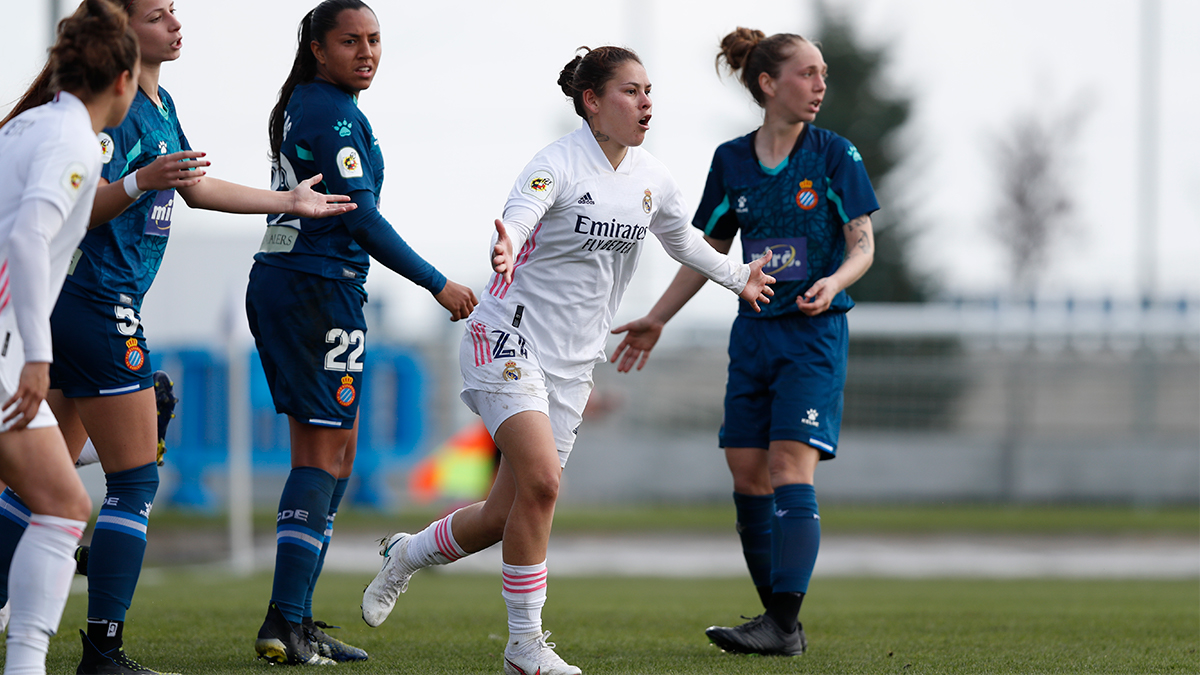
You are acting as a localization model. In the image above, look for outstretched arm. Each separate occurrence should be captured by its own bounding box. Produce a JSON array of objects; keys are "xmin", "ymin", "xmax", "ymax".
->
[
  {"xmin": 611, "ymin": 236, "xmax": 734, "ymax": 372},
  {"xmin": 90, "ymin": 150, "xmax": 209, "ymax": 227},
  {"xmin": 796, "ymin": 213, "xmax": 874, "ymax": 316},
  {"xmin": 177, "ymin": 174, "xmax": 354, "ymax": 219},
  {"xmin": 343, "ymin": 191, "xmax": 477, "ymax": 321}
]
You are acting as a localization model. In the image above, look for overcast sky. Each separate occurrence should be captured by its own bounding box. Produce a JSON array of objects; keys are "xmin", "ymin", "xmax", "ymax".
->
[{"xmin": 3, "ymin": 0, "xmax": 1197, "ymax": 342}]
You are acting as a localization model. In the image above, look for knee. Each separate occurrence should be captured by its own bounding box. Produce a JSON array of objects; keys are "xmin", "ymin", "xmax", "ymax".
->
[
  {"xmin": 731, "ymin": 470, "xmax": 772, "ymax": 496},
  {"xmin": 65, "ymin": 491, "xmax": 93, "ymax": 522},
  {"xmin": 518, "ymin": 471, "xmax": 560, "ymax": 508}
]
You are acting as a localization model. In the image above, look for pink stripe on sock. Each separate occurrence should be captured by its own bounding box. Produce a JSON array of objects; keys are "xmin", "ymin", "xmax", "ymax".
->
[
  {"xmin": 503, "ymin": 580, "xmax": 547, "ymax": 594},
  {"xmin": 502, "ymin": 569, "xmax": 548, "ymax": 593},
  {"xmin": 434, "ymin": 519, "xmax": 462, "ymax": 561},
  {"xmin": 29, "ymin": 521, "xmax": 84, "ymax": 539}
]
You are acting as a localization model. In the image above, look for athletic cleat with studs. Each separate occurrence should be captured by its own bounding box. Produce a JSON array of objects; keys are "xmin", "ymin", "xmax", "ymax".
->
[
  {"xmin": 255, "ymin": 603, "xmax": 335, "ymax": 666},
  {"xmin": 503, "ymin": 631, "xmax": 582, "ymax": 675},
  {"xmin": 705, "ymin": 613, "xmax": 807, "ymax": 656},
  {"xmin": 152, "ymin": 370, "xmax": 178, "ymax": 467},
  {"xmin": 76, "ymin": 629, "xmax": 176, "ymax": 674},
  {"xmin": 361, "ymin": 532, "xmax": 413, "ymax": 627},
  {"xmin": 0, "ymin": 601, "xmax": 8, "ymax": 634},
  {"xmin": 303, "ymin": 617, "xmax": 368, "ymax": 662}
]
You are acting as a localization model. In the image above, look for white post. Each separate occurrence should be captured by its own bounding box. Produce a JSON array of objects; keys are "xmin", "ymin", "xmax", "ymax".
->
[
  {"xmin": 1137, "ymin": 0, "xmax": 1160, "ymax": 301},
  {"xmin": 225, "ymin": 289, "xmax": 254, "ymax": 575}
]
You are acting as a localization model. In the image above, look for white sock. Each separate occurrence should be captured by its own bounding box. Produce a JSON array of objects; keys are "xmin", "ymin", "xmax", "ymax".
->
[
  {"xmin": 5, "ymin": 513, "xmax": 86, "ymax": 675},
  {"xmin": 74, "ymin": 439, "xmax": 99, "ymax": 468},
  {"xmin": 502, "ymin": 561, "xmax": 547, "ymax": 639},
  {"xmin": 406, "ymin": 509, "xmax": 467, "ymax": 572}
]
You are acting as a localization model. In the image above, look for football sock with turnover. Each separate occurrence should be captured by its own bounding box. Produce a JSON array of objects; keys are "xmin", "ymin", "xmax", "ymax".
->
[
  {"xmin": 402, "ymin": 508, "xmax": 467, "ymax": 574},
  {"xmin": 502, "ymin": 561, "xmax": 548, "ymax": 640},
  {"xmin": 732, "ymin": 491, "xmax": 775, "ymax": 609},
  {"xmin": 270, "ymin": 466, "xmax": 335, "ymax": 624},
  {"xmin": 5, "ymin": 514, "xmax": 86, "ymax": 675},
  {"xmin": 768, "ymin": 482, "xmax": 820, "ymax": 633},
  {"xmin": 87, "ymin": 461, "xmax": 158, "ymax": 635},
  {"xmin": 303, "ymin": 476, "xmax": 348, "ymax": 620}
]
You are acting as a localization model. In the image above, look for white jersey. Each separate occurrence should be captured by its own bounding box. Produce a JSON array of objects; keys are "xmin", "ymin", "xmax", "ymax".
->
[
  {"xmin": 473, "ymin": 122, "xmax": 750, "ymax": 378},
  {"xmin": 0, "ymin": 91, "xmax": 102, "ymax": 363}
]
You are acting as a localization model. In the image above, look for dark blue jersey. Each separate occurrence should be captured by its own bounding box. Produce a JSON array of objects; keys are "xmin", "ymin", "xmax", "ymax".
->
[
  {"xmin": 255, "ymin": 80, "xmax": 383, "ymax": 287},
  {"xmin": 63, "ymin": 87, "xmax": 191, "ymax": 309},
  {"xmin": 693, "ymin": 124, "xmax": 878, "ymax": 317}
]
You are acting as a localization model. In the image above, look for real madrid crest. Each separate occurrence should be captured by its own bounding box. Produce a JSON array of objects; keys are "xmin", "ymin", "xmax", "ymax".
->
[
  {"xmin": 642, "ymin": 189, "xmax": 652, "ymax": 214},
  {"xmin": 795, "ymin": 179, "xmax": 818, "ymax": 211},
  {"xmin": 336, "ymin": 374, "xmax": 356, "ymax": 407},
  {"xmin": 123, "ymin": 337, "xmax": 144, "ymax": 371},
  {"xmin": 503, "ymin": 360, "xmax": 522, "ymax": 382}
]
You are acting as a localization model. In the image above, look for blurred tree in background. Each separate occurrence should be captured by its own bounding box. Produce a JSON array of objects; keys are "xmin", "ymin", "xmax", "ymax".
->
[
  {"xmin": 813, "ymin": 3, "xmax": 934, "ymax": 302},
  {"xmin": 987, "ymin": 108, "xmax": 1084, "ymax": 295}
]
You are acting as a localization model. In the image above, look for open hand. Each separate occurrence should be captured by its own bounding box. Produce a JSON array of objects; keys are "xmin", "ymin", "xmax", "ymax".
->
[
  {"xmin": 609, "ymin": 316, "xmax": 664, "ymax": 373},
  {"xmin": 134, "ymin": 150, "xmax": 209, "ymax": 191},
  {"xmin": 491, "ymin": 219, "xmax": 515, "ymax": 284},
  {"xmin": 740, "ymin": 249, "xmax": 776, "ymax": 312},
  {"xmin": 289, "ymin": 174, "xmax": 357, "ymax": 218}
]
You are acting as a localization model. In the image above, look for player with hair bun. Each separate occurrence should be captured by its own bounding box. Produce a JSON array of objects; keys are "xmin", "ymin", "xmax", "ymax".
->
[
  {"xmin": 248, "ymin": 0, "xmax": 477, "ymax": 666},
  {"xmin": 361, "ymin": 44, "xmax": 775, "ymax": 675},
  {"xmin": 0, "ymin": 0, "xmax": 357, "ymax": 672},
  {"xmin": 611, "ymin": 27, "xmax": 878, "ymax": 656},
  {"xmin": 0, "ymin": 1, "xmax": 138, "ymax": 672}
]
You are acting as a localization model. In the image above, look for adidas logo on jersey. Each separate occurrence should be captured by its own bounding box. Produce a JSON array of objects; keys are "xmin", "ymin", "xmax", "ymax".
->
[{"xmin": 577, "ymin": 192, "xmax": 595, "ymax": 205}]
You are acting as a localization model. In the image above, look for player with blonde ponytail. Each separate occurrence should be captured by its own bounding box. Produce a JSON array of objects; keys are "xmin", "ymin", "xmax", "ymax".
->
[{"xmin": 612, "ymin": 26, "xmax": 879, "ymax": 656}]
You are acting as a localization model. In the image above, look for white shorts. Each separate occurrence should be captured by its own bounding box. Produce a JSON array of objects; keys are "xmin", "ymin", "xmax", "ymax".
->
[
  {"xmin": 459, "ymin": 319, "xmax": 593, "ymax": 468},
  {"xmin": 0, "ymin": 310, "xmax": 58, "ymax": 433}
]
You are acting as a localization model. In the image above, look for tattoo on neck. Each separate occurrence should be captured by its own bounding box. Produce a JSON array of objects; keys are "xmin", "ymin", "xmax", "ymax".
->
[{"xmin": 593, "ymin": 130, "xmax": 610, "ymax": 142}]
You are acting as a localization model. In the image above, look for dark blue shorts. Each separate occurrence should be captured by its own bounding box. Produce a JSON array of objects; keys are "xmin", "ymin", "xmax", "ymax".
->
[
  {"xmin": 50, "ymin": 291, "xmax": 154, "ymax": 398},
  {"xmin": 720, "ymin": 311, "xmax": 848, "ymax": 459},
  {"xmin": 246, "ymin": 263, "xmax": 367, "ymax": 429}
]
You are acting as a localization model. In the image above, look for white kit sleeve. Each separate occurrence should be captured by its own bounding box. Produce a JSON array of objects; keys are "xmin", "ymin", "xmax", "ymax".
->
[
  {"xmin": 7, "ymin": 197, "xmax": 63, "ymax": 363},
  {"xmin": 651, "ymin": 187, "xmax": 750, "ymax": 293}
]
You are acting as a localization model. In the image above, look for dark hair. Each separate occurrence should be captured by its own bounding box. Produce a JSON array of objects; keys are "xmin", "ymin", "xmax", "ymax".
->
[
  {"xmin": 2, "ymin": 0, "xmax": 138, "ymax": 127},
  {"xmin": 557, "ymin": 46, "xmax": 642, "ymax": 120},
  {"xmin": 268, "ymin": 0, "xmax": 373, "ymax": 161},
  {"xmin": 717, "ymin": 27, "xmax": 810, "ymax": 107}
]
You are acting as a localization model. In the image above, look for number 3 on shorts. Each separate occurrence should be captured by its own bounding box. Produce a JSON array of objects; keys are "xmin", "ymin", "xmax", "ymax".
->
[{"xmin": 324, "ymin": 328, "xmax": 364, "ymax": 372}]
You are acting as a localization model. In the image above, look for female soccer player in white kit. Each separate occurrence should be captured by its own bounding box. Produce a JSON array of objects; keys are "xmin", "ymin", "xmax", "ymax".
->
[
  {"xmin": 0, "ymin": 2, "xmax": 139, "ymax": 673},
  {"xmin": 362, "ymin": 46, "xmax": 776, "ymax": 675}
]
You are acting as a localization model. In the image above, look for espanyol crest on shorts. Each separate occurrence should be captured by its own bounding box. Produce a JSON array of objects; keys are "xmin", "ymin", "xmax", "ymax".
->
[
  {"xmin": 123, "ymin": 337, "xmax": 145, "ymax": 370},
  {"xmin": 336, "ymin": 374, "xmax": 356, "ymax": 407}
]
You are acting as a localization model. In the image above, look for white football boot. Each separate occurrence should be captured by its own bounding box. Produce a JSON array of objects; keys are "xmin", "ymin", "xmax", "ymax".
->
[
  {"xmin": 503, "ymin": 631, "xmax": 582, "ymax": 675},
  {"xmin": 361, "ymin": 533, "xmax": 413, "ymax": 627}
]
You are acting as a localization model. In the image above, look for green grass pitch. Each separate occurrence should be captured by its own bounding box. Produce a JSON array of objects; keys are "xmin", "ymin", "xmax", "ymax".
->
[{"xmin": 29, "ymin": 571, "xmax": 1199, "ymax": 674}]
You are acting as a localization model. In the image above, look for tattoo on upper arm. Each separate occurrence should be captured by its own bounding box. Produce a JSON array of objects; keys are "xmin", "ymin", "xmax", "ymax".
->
[{"xmin": 846, "ymin": 215, "xmax": 873, "ymax": 256}]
